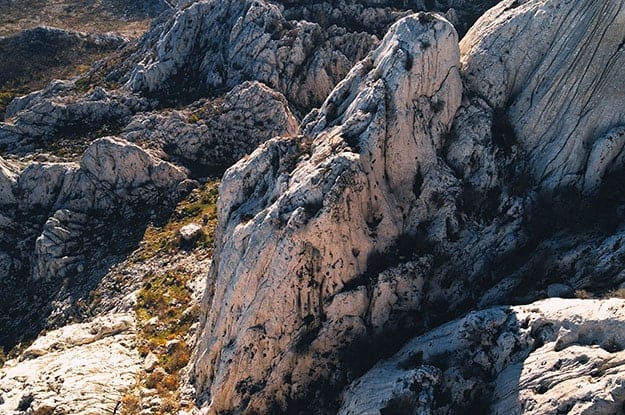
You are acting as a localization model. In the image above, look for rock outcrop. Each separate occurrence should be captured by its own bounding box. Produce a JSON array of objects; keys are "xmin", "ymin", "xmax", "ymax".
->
[
  {"xmin": 1, "ymin": 0, "xmax": 625, "ymax": 414},
  {"xmin": 123, "ymin": 0, "xmax": 497, "ymax": 113},
  {"xmin": 340, "ymin": 298, "xmax": 625, "ymax": 414},
  {"xmin": 192, "ymin": 0, "xmax": 625, "ymax": 413},
  {"xmin": 0, "ymin": 136, "xmax": 186, "ymax": 348},
  {"xmin": 0, "ymin": 313, "xmax": 140, "ymax": 415},
  {"xmin": 122, "ymin": 81, "xmax": 299, "ymax": 172},
  {"xmin": 194, "ymin": 13, "xmax": 462, "ymax": 413},
  {"xmin": 1, "ymin": 85, "xmax": 154, "ymax": 154},
  {"xmin": 461, "ymin": 0, "xmax": 625, "ymax": 192},
  {"xmin": 126, "ymin": 0, "xmax": 377, "ymax": 112},
  {"xmin": 29, "ymin": 136, "xmax": 187, "ymax": 281}
]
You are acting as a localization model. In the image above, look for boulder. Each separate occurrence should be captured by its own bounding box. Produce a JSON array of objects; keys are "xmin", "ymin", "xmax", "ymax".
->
[{"xmin": 179, "ymin": 223, "xmax": 203, "ymax": 243}]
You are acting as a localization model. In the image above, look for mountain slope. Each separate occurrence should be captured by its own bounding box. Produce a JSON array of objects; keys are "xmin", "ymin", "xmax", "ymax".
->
[{"xmin": 0, "ymin": 0, "xmax": 624, "ymax": 414}]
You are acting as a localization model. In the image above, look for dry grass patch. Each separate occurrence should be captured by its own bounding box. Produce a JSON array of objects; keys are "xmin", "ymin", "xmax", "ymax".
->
[
  {"xmin": 138, "ymin": 180, "xmax": 219, "ymax": 261},
  {"xmin": 119, "ymin": 180, "xmax": 219, "ymax": 415},
  {"xmin": 0, "ymin": 0, "xmax": 161, "ymax": 37}
]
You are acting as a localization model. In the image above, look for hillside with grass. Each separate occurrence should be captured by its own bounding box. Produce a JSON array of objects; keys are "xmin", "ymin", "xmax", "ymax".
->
[{"xmin": 0, "ymin": 0, "xmax": 168, "ymax": 37}]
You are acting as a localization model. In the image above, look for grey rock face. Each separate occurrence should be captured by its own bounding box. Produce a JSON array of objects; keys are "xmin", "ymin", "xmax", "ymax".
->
[
  {"xmin": 194, "ymin": 13, "xmax": 462, "ymax": 413},
  {"xmin": 190, "ymin": 0, "xmax": 625, "ymax": 413},
  {"xmin": 340, "ymin": 298, "xmax": 625, "ymax": 415},
  {"xmin": 28, "ymin": 137, "xmax": 186, "ymax": 282},
  {"xmin": 461, "ymin": 0, "xmax": 625, "ymax": 192},
  {"xmin": 122, "ymin": 81, "xmax": 299, "ymax": 171},
  {"xmin": 125, "ymin": 0, "xmax": 500, "ymax": 113},
  {"xmin": 0, "ymin": 156, "xmax": 18, "ymax": 207},
  {"xmin": 0, "ymin": 136, "xmax": 186, "ymax": 347},
  {"xmin": 0, "ymin": 85, "xmax": 154, "ymax": 154},
  {"xmin": 127, "ymin": 0, "xmax": 377, "ymax": 112},
  {"xmin": 0, "ymin": 313, "xmax": 140, "ymax": 415}
]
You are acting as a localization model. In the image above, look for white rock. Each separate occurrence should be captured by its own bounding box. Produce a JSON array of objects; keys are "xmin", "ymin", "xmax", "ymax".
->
[
  {"xmin": 144, "ymin": 352, "xmax": 159, "ymax": 372},
  {"xmin": 0, "ymin": 314, "xmax": 141, "ymax": 415},
  {"xmin": 194, "ymin": 12, "xmax": 462, "ymax": 413},
  {"xmin": 461, "ymin": 0, "xmax": 625, "ymax": 192},
  {"xmin": 340, "ymin": 298, "xmax": 625, "ymax": 414},
  {"xmin": 123, "ymin": 82, "xmax": 299, "ymax": 171},
  {"xmin": 0, "ymin": 87, "xmax": 153, "ymax": 155},
  {"xmin": 179, "ymin": 223, "xmax": 203, "ymax": 242},
  {"xmin": 127, "ymin": 0, "xmax": 377, "ymax": 111},
  {"xmin": 0, "ymin": 156, "xmax": 18, "ymax": 207}
]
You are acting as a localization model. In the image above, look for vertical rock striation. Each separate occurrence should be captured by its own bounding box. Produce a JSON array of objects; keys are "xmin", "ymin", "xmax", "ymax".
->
[
  {"xmin": 126, "ymin": 0, "xmax": 377, "ymax": 112},
  {"xmin": 461, "ymin": 0, "xmax": 625, "ymax": 192},
  {"xmin": 194, "ymin": 13, "xmax": 462, "ymax": 413}
]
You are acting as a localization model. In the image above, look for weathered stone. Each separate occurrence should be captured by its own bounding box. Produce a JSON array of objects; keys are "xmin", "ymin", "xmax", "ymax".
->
[
  {"xmin": 340, "ymin": 298, "xmax": 625, "ymax": 415},
  {"xmin": 0, "ymin": 86, "xmax": 155, "ymax": 155},
  {"xmin": 144, "ymin": 352, "xmax": 159, "ymax": 372},
  {"xmin": 0, "ymin": 156, "xmax": 19, "ymax": 207},
  {"xmin": 126, "ymin": 0, "xmax": 377, "ymax": 112},
  {"xmin": 25, "ymin": 137, "xmax": 187, "ymax": 281},
  {"xmin": 122, "ymin": 81, "xmax": 299, "ymax": 171},
  {"xmin": 0, "ymin": 314, "xmax": 140, "ymax": 415},
  {"xmin": 179, "ymin": 223, "xmax": 203, "ymax": 243},
  {"xmin": 546, "ymin": 283, "xmax": 574, "ymax": 299},
  {"xmin": 194, "ymin": 13, "xmax": 462, "ymax": 413},
  {"xmin": 461, "ymin": 0, "xmax": 625, "ymax": 192}
]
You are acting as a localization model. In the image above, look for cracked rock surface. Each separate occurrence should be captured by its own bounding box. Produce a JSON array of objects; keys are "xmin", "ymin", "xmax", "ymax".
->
[
  {"xmin": 0, "ymin": 314, "xmax": 140, "ymax": 415},
  {"xmin": 194, "ymin": 13, "xmax": 462, "ymax": 413},
  {"xmin": 192, "ymin": 0, "xmax": 625, "ymax": 413},
  {"xmin": 461, "ymin": 0, "xmax": 625, "ymax": 192},
  {"xmin": 0, "ymin": 136, "xmax": 186, "ymax": 348},
  {"xmin": 340, "ymin": 298, "xmax": 625, "ymax": 415},
  {"xmin": 1, "ymin": 0, "xmax": 625, "ymax": 414},
  {"xmin": 122, "ymin": 81, "xmax": 299, "ymax": 172}
]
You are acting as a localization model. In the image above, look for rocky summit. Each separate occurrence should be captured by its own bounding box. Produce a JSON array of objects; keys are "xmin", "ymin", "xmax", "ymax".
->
[{"xmin": 0, "ymin": 0, "xmax": 624, "ymax": 414}]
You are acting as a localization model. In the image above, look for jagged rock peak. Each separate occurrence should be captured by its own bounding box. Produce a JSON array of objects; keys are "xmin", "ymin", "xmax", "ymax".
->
[
  {"xmin": 126, "ymin": 0, "xmax": 376, "ymax": 111},
  {"xmin": 461, "ymin": 0, "xmax": 625, "ymax": 192},
  {"xmin": 194, "ymin": 12, "xmax": 461, "ymax": 414}
]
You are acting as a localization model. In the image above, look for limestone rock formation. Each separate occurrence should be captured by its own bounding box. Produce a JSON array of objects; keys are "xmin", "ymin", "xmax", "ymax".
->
[
  {"xmin": 1, "ymin": 0, "xmax": 625, "ymax": 414},
  {"xmin": 124, "ymin": 0, "xmax": 499, "ymax": 114},
  {"xmin": 194, "ymin": 13, "xmax": 462, "ymax": 413},
  {"xmin": 0, "ymin": 313, "xmax": 140, "ymax": 415},
  {"xmin": 461, "ymin": 0, "xmax": 625, "ymax": 192},
  {"xmin": 340, "ymin": 298, "xmax": 625, "ymax": 415},
  {"xmin": 122, "ymin": 81, "xmax": 299, "ymax": 172},
  {"xmin": 0, "ymin": 136, "xmax": 186, "ymax": 348},
  {"xmin": 192, "ymin": 0, "xmax": 625, "ymax": 413},
  {"xmin": 0, "ymin": 85, "xmax": 155, "ymax": 154},
  {"xmin": 126, "ymin": 0, "xmax": 377, "ymax": 112}
]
